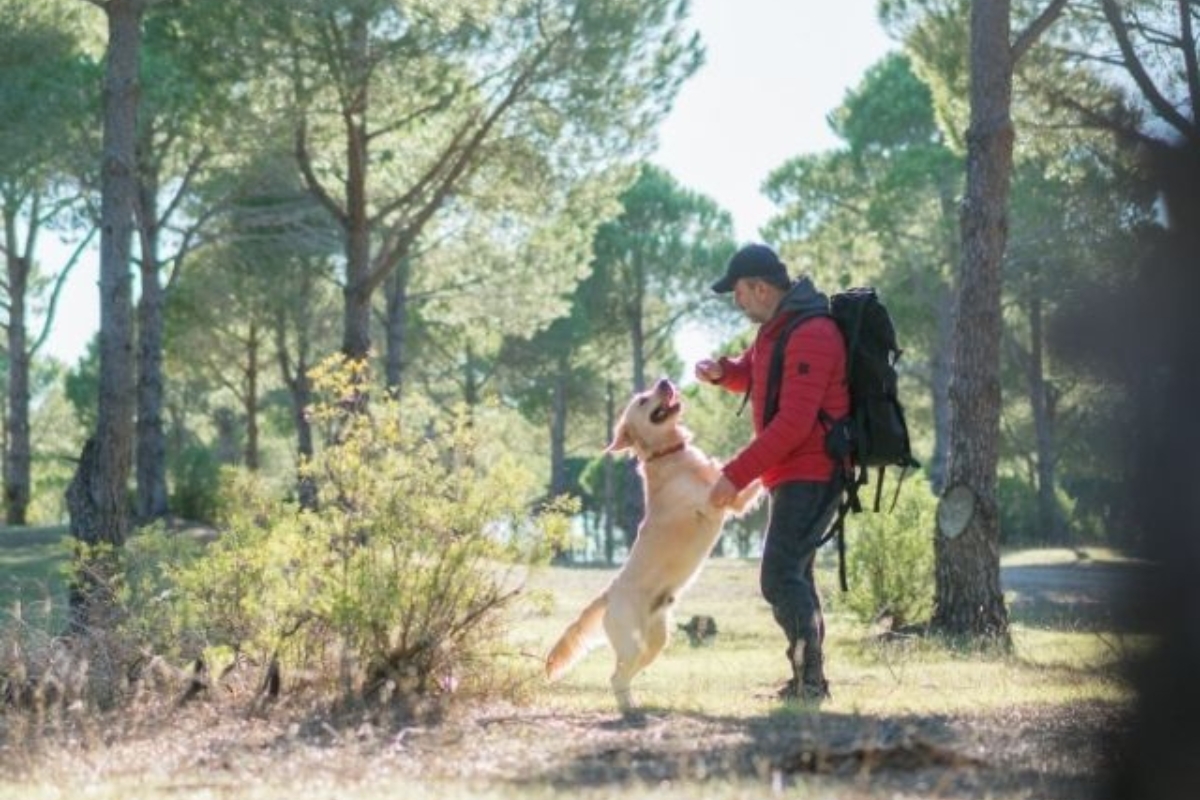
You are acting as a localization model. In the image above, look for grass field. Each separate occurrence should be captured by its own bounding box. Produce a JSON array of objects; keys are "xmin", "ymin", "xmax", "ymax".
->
[
  {"xmin": 0, "ymin": 526, "xmax": 69, "ymax": 633},
  {"xmin": 0, "ymin": 530, "xmax": 1141, "ymax": 799}
]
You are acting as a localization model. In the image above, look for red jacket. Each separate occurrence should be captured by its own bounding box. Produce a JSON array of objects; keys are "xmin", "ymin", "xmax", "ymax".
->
[{"xmin": 716, "ymin": 298, "xmax": 849, "ymax": 490}]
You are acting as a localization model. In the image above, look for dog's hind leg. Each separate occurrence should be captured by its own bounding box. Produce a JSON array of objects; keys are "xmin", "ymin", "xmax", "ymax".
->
[
  {"xmin": 610, "ymin": 659, "xmax": 638, "ymax": 712},
  {"xmin": 633, "ymin": 611, "xmax": 669, "ymax": 675},
  {"xmin": 605, "ymin": 601, "xmax": 647, "ymax": 712}
]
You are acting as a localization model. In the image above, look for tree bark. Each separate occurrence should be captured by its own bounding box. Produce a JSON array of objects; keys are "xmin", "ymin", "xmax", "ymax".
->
[
  {"xmin": 67, "ymin": 0, "xmax": 143, "ymax": 629},
  {"xmin": 135, "ymin": 167, "xmax": 169, "ymax": 521},
  {"xmin": 933, "ymin": 0, "xmax": 1015, "ymax": 640},
  {"xmin": 275, "ymin": 308, "xmax": 315, "ymax": 508},
  {"xmin": 549, "ymin": 369, "xmax": 569, "ymax": 498},
  {"xmin": 547, "ymin": 367, "xmax": 570, "ymax": 561},
  {"xmin": 1025, "ymin": 283, "xmax": 1064, "ymax": 544},
  {"xmin": 384, "ymin": 260, "xmax": 410, "ymax": 394},
  {"xmin": 244, "ymin": 322, "xmax": 260, "ymax": 470},
  {"xmin": 342, "ymin": 210, "xmax": 373, "ymax": 360},
  {"xmin": 86, "ymin": 0, "xmax": 140, "ymax": 545},
  {"xmin": 3, "ymin": 244, "xmax": 31, "ymax": 526},
  {"xmin": 603, "ymin": 380, "xmax": 616, "ymax": 564}
]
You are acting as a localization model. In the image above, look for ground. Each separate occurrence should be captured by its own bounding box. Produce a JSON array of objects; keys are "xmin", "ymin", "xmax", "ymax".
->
[{"xmin": 0, "ymin": 549, "xmax": 1144, "ymax": 800}]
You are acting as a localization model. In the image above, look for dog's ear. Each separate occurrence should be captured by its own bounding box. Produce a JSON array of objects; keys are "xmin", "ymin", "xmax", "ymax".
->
[{"xmin": 605, "ymin": 423, "xmax": 633, "ymax": 455}]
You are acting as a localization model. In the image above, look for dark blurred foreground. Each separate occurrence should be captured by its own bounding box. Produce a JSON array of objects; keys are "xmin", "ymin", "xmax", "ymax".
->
[{"xmin": 1059, "ymin": 143, "xmax": 1200, "ymax": 800}]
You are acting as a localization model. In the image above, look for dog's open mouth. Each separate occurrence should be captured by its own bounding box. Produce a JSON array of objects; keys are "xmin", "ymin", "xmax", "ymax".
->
[{"xmin": 649, "ymin": 382, "xmax": 681, "ymax": 424}]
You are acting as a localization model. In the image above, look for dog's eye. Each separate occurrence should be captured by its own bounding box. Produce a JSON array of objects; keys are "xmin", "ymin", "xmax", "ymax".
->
[{"xmin": 637, "ymin": 398, "xmax": 648, "ymax": 406}]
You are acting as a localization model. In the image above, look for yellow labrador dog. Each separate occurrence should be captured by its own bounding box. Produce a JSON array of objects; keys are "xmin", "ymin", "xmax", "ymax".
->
[{"xmin": 545, "ymin": 378, "xmax": 759, "ymax": 711}]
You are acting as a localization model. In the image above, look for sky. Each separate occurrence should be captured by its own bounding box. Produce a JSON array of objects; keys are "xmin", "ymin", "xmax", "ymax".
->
[
  {"xmin": 652, "ymin": 0, "xmax": 894, "ymax": 241},
  {"xmin": 40, "ymin": 2, "xmax": 895, "ymax": 367}
]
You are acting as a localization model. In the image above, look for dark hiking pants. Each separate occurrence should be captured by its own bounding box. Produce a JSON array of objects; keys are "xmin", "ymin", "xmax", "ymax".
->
[{"xmin": 760, "ymin": 479, "xmax": 842, "ymax": 684}]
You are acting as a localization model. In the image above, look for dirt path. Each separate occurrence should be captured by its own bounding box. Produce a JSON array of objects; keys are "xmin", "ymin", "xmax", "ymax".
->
[{"xmin": 1002, "ymin": 555, "xmax": 1151, "ymax": 631}]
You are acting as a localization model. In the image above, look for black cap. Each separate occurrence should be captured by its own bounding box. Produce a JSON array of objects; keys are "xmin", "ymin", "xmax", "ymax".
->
[{"xmin": 711, "ymin": 244, "xmax": 790, "ymax": 293}]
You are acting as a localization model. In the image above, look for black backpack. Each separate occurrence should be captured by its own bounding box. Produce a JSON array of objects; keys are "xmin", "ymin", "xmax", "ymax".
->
[{"xmin": 763, "ymin": 286, "xmax": 919, "ymax": 589}]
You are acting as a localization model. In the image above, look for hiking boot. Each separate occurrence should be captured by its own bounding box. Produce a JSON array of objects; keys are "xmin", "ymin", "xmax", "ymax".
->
[{"xmin": 775, "ymin": 677, "xmax": 831, "ymax": 705}]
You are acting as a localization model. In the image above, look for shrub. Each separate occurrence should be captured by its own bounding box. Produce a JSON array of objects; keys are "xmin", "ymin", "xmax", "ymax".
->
[
  {"xmin": 842, "ymin": 475, "xmax": 937, "ymax": 630},
  {"xmin": 161, "ymin": 356, "xmax": 572, "ymax": 703},
  {"xmin": 169, "ymin": 443, "xmax": 222, "ymax": 524}
]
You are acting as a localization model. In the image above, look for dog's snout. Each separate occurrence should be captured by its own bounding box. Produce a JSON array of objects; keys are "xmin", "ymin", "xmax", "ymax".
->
[{"xmin": 656, "ymin": 377, "xmax": 673, "ymax": 393}]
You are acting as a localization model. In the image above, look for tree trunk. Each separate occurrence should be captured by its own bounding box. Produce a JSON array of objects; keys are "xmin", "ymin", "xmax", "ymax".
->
[
  {"xmin": 933, "ymin": 0, "xmax": 1013, "ymax": 641},
  {"xmin": 68, "ymin": 0, "xmax": 142, "ymax": 629},
  {"xmin": 343, "ymin": 233, "xmax": 372, "ymax": 361},
  {"xmin": 384, "ymin": 260, "xmax": 410, "ymax": 393},
  {"xmin": 1026, "ymin": 284, "xmax": 1064, "ymax": 544},
  {"xmin": 628, "ymin": 270, "xmax": 647, "ymax": 392},
  {"xmin": 135, "ymin": 205, "xmax": 169, "ymax": 522},
  {"xmin": 340, "ymin": 16, "xmax": 372, "ymax": 363},
  {"xmin": 244, "ymin": 322, "xmax": 260, "ymax": 470},
  {"xmin": 548, "ymin": 368, "xmax": 570, "ymax": 561},
  {"xmin": 549, "ymin": 371, "xmax": 569, "ymax": 497},
  {"xmin": 87, "ymin": 0, "xmax": 140, "ymax": 543},
  {"xmin": 603, "ymin": 381, "xmax": 616, "ymax": 564},
  {"xmin": 4, "ymin": 243, "xmax": 31, "ymax": 526},
  {"xmin": 275, "ymin": 310, "xmax": 315, "ymax": 508}
]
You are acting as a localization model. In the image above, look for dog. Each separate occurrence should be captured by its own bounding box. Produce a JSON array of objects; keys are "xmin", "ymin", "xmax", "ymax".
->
[{"xmin": 544, "ymin": 377, "xmax": 759, "ymax": 711}]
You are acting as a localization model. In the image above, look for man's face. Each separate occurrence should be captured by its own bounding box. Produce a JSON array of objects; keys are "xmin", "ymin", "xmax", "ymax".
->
[{"xmin": 732, "ymin": 278, "xmax": 775, "ymax": 323}]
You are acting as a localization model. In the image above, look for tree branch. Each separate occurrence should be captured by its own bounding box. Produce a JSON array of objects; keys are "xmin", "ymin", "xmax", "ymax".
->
[
  {"xmin": 1180, "ymin": 0, "xmax": 1200, "ymax": 123},
  {"xmin": 295, "ymin": 117, "xmax": 348, "ymax": 228},
  {"xmin": 1101, "ymin": 0, "xmax": 1196, "ymax": 138},
  {"xmin": 368, "ymin": 51, "xmax": 550, "ymax": 293},
  {"xmin": 1049, "ymin": 46, "xmax": 1127, "ymax": 70},
  {"xmin": 1012, "ymin": 0, "xmax": 1070, "ymax": 64},
  {"xmin": 156, "ymin": 146, "xmax": 210, "ymax": 231},
  {"xmin": 1044, "ymin": 86, "xmax": 1166, "ymax": 150},
  {"xmin": 367, "ymin": 117, "xmax": 475, "ymax": 229},
  {"xmin": 365, "ymin": 92, "xmax": 459, "ymax": 143}
]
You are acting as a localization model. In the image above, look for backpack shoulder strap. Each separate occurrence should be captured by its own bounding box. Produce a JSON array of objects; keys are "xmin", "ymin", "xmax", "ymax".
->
[{"xmin": 762, "ymin": 310, "xmax": 829, "ymax": 426}]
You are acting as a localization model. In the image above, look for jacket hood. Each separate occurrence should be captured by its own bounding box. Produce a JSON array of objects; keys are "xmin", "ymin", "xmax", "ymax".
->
[{"xmin": 774, "ymin": 276, "xmax": 829, "ymax": 319}]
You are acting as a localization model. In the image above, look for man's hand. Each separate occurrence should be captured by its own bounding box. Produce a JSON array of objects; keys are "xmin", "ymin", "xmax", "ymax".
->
[
  {"xmin": 708, "ymin": 474, "xmax": 737, "ymax": 508},
  {"xmin": 694, "ymin": 358, "xmax": 724, "ymax": 384}
]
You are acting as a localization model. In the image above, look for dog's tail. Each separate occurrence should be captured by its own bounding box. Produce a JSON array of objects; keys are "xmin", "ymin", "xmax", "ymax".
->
[{"xmin": 545, "ymin": 591, "xmax": 608, "ymax": 682}]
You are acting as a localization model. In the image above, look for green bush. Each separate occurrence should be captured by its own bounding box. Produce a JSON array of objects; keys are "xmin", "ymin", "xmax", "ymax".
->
[
  {"xmin": 158, "ymin": 356, "xmax": 571, "ymax": 702},
  {"xmin": 842, "ymin": 475, "xmax": 937, "ymax": 630},
  {"xmin": 169, "ymin": 443, "xmax": 223, "ymax": 524},
  {"xmin": 997, "ymin": 474, "xmax": 1078, "ymax": 545}
]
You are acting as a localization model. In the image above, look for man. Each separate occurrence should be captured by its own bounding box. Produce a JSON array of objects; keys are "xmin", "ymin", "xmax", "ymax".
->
[{"xmin": 696, "ymin": 243, "xmax": 849, "ymax": 703}]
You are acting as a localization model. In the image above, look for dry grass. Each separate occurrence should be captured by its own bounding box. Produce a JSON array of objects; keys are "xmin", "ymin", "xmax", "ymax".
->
[{"xmin": 0, "ymin": 550, "xmax": 1138, "ymax": 800}]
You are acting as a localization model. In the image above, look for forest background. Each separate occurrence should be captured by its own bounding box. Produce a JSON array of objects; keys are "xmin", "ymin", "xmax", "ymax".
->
[
  {"xmin": 4, "ymin": 0, "xmax": 1179, "ymax": 561},
  {"xmin": 5, "ymin": 6, "xmax": 1200, "ymax": 797}
]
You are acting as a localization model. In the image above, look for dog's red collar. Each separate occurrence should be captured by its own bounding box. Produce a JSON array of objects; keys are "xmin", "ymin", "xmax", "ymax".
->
[{"xmin": 645, "ymin": 442, "xmax": 686, "ymax": 463}]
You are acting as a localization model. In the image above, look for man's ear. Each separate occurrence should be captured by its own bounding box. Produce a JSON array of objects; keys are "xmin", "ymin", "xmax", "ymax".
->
[{"xmin": 606, "ymin": 423, "xmax": 632, "ymax": 455}]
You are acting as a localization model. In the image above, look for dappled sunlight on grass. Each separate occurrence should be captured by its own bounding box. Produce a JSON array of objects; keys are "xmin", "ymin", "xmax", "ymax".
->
[
  {"xmin": 523, "ymin": 556, "xmax": 1134, "ymax": 721},
  {"xmin": 999, "ymin": 547, "xmax": 1142, "ymax": 567},
  {"xmin": 1, "ymin": 540, "xmax": 1137, "ymax": 800}
]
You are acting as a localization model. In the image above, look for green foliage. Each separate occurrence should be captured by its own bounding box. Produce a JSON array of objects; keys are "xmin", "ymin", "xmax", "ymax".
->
[
  {"xmin": 168, "ymin": 443, "xmax": 223, "ymax": 524},
  {"xmin": 879, "ymin": 0, "xmax": 970, "ymax": 153},
  {"xmin": 157, "ymin": 357, "xmax": 570, "ymax": 700},
  {"xmin": 117, "ymin": 524, "xmax": 207, "ymax": 656},
  {"xmin": 843, "ymin": 476, "xmax": 937, "ymax": 630},
  {"xmin": 579, "ymin": 164, "xmax": 737, "ymax": 383},
  {"xmin": 828, "ymin": 53, "xmax": 938, "ymax": 156},
  {"xmin": 996, "ymin": 474, "xmax": 1080, "ymax": 546},
  {"xmin": 0, "ymin": 0, "xmax": 96, "ymax": 172},
  {"xmin": 63, "ymin": 338, "xmax": 99, "ymax": 433}
]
